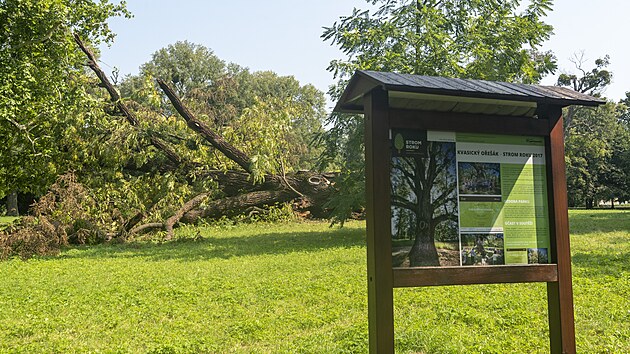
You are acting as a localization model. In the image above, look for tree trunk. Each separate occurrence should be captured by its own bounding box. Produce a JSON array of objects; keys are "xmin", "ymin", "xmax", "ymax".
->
[
  {"xmin": 408, "ymin": 199, "xmax": 439, "ymax": 267},
  {"xmin": 406, "ymin": 153, "xmax": 441, "ymax": 267},
  {"xmin": 585, "ymin": 198, "xmax": 594, "ymax": 209},
  {"xmin": 182, "ymin": 171, "xmax": 332, "ymax": 222},
  {"xmin": 156, "ymin": 78, "xmax": 252, "ymax": 173},
  {"xmin": 6, "ymin": 191, "xmax": 18, "ymax": 217},
  {"xmin": 164, "ymin": 192, "xmax": 209, "ymax": 239},
  {"xmin": 408, "ymin": 217, "xmax": 440, "ymax": 266}
]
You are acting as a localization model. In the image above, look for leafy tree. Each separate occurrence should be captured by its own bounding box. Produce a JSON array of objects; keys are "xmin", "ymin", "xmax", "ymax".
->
[
  {"xmin": 564, "ymin": 102, "xmax": 628, "ymax": 208},
  {"xmin": 120, "ymin": 41, "xmax": 326, "ymax": 175},
  {"xmin": 71, "ymin": 41, "xmax": 329, "ymax": 236},
  {"xmin": 323, "ymin": 0, "xmax": 556, "ymax": 83},
  {"xmin": 137, "ymin": 41, "xmax": 226, "ymax": 98},
  {"xmin": 0, "ymin": 0, "xmax": 130, "ymax": 199},
  {"xmin": 557, "ymin": 53, "xmax": 612, "ymax": 96},
  {"xmin": 598, "ymin": 97, "xmax": 630, "ymax": 206},
  {"xmin": 620, "ymin": 92, "xmax": 630, "ymax": 126},
  {"xmin": 557, "ymin": 53, "xmax": 612, "ymax": 139},
  {"xmin": 557, "ymin": 55, "xmax": 630, "ymax": 208},
  {"xmin": 320, "ymin": 0, "xmax": 557, "ymax": 223}
]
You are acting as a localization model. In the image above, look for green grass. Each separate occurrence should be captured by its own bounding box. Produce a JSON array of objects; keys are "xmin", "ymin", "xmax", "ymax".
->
[
  {"xmin": 0, "ymin": 216, "xmax": 17, "ymax": 225},
  {"xmin": 0, "ymin": 211, "xmax": 628, "ymax": 353}
]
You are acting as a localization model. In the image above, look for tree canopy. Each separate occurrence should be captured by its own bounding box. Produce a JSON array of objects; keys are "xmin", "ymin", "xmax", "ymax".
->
[
  {"xmin": 320, "ymin": 0, "xmax": 558, "ymax": 222},
  {"xmin": 554, "ymin": 55, "xmax": 630, "ymax": 208},
  {"xmin": 119, "ymin": 41, "xmax": 326, "ymax": 176},
  {"xmin": 323, "ymin": 0, "xmax": 556, "ymax": 83},
  {"xmin": 0, "ymin": 0, "xmax": 130, "ymax": 197}
]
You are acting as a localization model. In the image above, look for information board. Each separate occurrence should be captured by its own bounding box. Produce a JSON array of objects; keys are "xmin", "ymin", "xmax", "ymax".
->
[{"xmin": 391, "ymin": 129, "xmax": 550, "ymax": 267}]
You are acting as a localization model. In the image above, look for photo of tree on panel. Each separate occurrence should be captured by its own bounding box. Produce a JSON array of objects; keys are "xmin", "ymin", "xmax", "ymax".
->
[
  {"xmin": 391, "ymin": 130, "xmax": 459, "ymax": 267},
  {"xmin": 460, "ymin": 233, "xmax": 505, "ymax": 266},
  {"xmin": 458, "ymin": 162, "xmax": 502, "ymax": 197}
]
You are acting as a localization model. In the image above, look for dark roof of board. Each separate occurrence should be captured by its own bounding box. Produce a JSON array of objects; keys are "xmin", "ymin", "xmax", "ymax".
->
[{"xmin": 333, "ymin": 70, "xmax": 605, "ymax": 115}]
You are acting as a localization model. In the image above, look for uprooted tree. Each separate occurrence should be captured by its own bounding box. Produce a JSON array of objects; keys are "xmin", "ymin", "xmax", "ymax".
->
[
  {"xmin": 2, "ymin": 19, "xmax": 337, "ymax": 256},
  {"xmin": 69, "ymin": 35, "xmax": 335, "ymax": 240}
]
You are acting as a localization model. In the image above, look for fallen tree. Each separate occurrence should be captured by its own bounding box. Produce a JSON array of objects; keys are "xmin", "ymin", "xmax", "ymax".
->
[{"xmin": 73, "ymin": 35, "xmax": 333, "ymax": 239}]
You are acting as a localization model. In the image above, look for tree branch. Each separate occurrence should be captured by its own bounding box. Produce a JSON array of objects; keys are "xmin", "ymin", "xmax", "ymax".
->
[
  {"xmin": 392, "ymin": 160, "xmax": 417, "ymax": 190},
  {"xmin": 432, "ymin": 188, "xmax": 455, "ymax": 209},
  {"xmin": 391, "ymin": 195, "xmax": 416, "ymax": 212},
  {"xmin": 129, "ymin": 222, "xmax": 164, "ymax": 235},
  {"xmin": 156, "ymin": 78, "xmax": 253, "ymax": 173},
  {"xmin": 431, "ymin": 211, "xmax": 457, "ymax": 225},
  {"xmin": 73, "ymin": 33, "xmax": 183, "ymax": 165},
  {"xmin": 164, "ymin": 192, "xmax": 210, "ymax": 240}
]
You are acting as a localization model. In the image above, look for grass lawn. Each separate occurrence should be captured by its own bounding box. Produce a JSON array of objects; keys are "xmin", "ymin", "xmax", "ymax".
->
[{"xmin": 0, "ymin": 210, "xmax": 628, "ymax": 353}]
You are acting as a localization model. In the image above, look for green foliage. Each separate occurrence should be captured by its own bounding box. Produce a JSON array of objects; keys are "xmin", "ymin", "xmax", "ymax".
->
[
  {"xmin": 0, "ymin": 211, "xmax": 629, "ymax": 352},
  {"xmin": 323, "ymin": 0, "xmax": 556, "ymax": 82},
  {"xmin": 317, "ymin": 112, "xmax": 366, "ymax": 225},
  {"xmin": 555, "ymin": 55, "xmax": 630, "ymax": 208},
  {"xmin": 121, "ymin": 41, "xmax": 326, "ymax": 176},
  {"xmin": 137, "ymin": 40, "xmax": 226, "ymax": 98},
  {"xmin": 84, "ymin": 41, "xmax": 327, "ymax": 228},
  {"xmin": 201, "ymin": 202, "xmax": 297, "ymax": 228},
  {"xmin": 226, "ymin": 96, "xmax": 320, "ymax": 181},
  {"xmin": 5, "ymin": 25, "xmax": 327, "ymax": 233},
  {"xmin": 320, "ymin": 0, "xmax": 557, "ymax": 222},
  {"xmin": 564, "ymin": 102, "xmax": 630, "ymax": 207},
  {"xmin": 557, "ymin": 54, "xmax": 612, "ymax": 95},
  {"xmin": 0, "ymin": 0, "xmax": 130, "ymax": 198},
  {"xmin": 0, "ymin": 216, "xmax": 18, "ymax": 231}
]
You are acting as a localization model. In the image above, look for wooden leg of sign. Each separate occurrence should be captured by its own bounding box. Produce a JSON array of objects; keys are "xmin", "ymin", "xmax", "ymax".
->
[
  {"xmin": 364, "ymin": 88, "xmax": 394, "ymax": 354},
  {"xmin": 547, "ymin": 115, "xmax": 576, "ymax": 354}
]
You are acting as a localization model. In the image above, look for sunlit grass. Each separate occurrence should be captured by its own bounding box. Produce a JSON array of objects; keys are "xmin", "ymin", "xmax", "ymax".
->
[
  {"xmin": 0, "ymin": 216, "xmax": 17, "ymax": 225},
  {"xmin": 0, "ymin": 211, "xmax": 628, "ymax": 353}
]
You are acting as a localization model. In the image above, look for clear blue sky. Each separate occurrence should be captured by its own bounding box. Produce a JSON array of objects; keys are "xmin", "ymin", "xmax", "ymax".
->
[{"xmin": 99, "ymin": 0, "xmax": 629, "ymax": 111}]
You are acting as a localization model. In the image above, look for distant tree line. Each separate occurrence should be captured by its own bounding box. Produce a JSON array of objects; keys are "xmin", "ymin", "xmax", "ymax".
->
[{"xmin": 557, "ymin": 54, "xmax": 630, "ymax": 208}]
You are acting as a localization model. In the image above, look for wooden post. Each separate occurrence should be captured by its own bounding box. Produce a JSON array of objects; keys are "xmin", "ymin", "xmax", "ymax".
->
[
  {"xmin": 364, "ymin": 88, "xmax": 394, "ymax": 353},
  {"xmin": 546, "ymin": 114, "xmax": 576, "ymax": 354}
]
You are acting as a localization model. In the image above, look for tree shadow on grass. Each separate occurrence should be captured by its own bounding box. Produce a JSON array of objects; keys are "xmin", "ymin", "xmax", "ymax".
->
[
  {"xmin": 572, "ymin": 250, "xmax": 630, "ymax": 277},
  {"xmin": 569, "ymin": 210, "xmax": 630, "ymax": 235},
  {"xmin": 58, "ymin": 226, "xmax": 366, "ymax": 262}
]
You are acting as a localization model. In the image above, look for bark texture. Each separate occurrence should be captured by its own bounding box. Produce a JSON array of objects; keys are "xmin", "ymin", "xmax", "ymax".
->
[
  {"xmin": 6, "ymin": 191, "xmax": 18, "ymax": 217},
  {"xmin": 157, "ymin": 78, "xmax": 252, "ymax": 173}
]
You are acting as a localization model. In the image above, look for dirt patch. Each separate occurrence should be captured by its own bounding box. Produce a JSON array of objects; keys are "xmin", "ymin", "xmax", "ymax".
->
[{"xmin": 438, "ymin": 248, "xmax": 460, "ymax": 266}]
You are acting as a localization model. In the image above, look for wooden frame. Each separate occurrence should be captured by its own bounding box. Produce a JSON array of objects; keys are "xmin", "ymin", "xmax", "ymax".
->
[
  {"xmin": 393, "ymin": 264, "xmax": 558, "ymax": 287},
  {"xmin": 364, "ymin": 88, "xmax": 576, "ymax": 354}
]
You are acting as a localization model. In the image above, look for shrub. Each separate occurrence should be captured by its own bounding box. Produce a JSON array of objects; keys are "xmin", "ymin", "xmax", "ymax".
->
[{"xmin": 1, "ymin": 173, "xmax": 113, "ymax": 259}]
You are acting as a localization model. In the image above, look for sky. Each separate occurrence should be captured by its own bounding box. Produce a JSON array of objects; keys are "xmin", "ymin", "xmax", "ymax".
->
[{"xmin": 99, "ymin": 0, "xmax": 629, "ymax": 112}]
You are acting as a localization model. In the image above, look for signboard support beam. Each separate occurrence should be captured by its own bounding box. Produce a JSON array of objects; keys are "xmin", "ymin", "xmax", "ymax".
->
[
  {"xmin": 364, "ymin": 88, "xmax": 394, "ymax": 354},
  {"xmin": 546, "ymin": 113, "xmax": 576, "ymax": 354}
]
